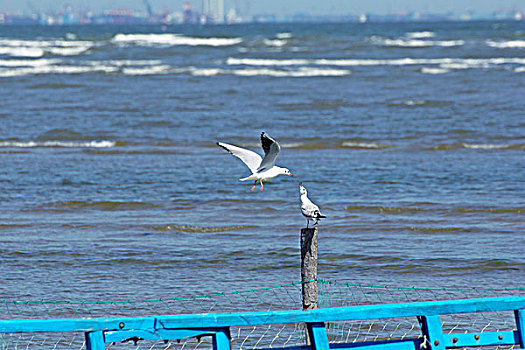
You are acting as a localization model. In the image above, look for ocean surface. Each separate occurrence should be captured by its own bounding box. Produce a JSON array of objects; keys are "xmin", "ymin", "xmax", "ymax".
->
[{"xmin": 0, "ymin": 21, "xmax": 524, "ymax": 305}]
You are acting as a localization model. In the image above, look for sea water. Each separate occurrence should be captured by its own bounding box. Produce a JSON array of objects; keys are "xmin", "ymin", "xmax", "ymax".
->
[{"xmin": 0, "ymin": 21, "xmax": 523, "ymax": 303}]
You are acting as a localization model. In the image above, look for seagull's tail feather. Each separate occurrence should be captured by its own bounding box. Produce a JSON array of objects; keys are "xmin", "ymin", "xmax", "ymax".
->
[
  {"xmin": 314, "ymin": 211, "xmax": 326, "ymax": 219},
  {"xmin": 240, "ymin": 175, "xmax": 256, "ymax": 181}
]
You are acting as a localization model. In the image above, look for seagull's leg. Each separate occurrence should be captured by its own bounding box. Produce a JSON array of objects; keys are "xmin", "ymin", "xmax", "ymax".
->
[
  {"xmin": 250, "ymin": 180, "xmax": 257, "ymax": 192},
  {"xmin": 259, "ymin": 179, "xmax": 264, "ymax": 191},
  {"xmin": 306, "ymin": 220, "xmax": 309, "ymax": 229}
]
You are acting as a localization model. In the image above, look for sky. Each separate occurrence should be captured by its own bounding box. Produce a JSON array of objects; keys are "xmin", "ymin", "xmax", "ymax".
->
[{"xmin": 2, "ymin": 0, "xmax": 523, "ymax": 16}]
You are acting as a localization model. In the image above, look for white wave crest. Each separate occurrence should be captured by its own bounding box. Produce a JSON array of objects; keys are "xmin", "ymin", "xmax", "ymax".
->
[
  {"xmin": 122, "ymin": 65, "xmax": 171, "ymax": 75},
  {"xmin": 405, "ymin": 31, "xmax": 436, "ymax": 39},
  {"xmin": 486, "ymin": 40, "xmax": 525, "ymax": 49},
  {"xmin": 0, "ymin": 64, "xmax": 118, "ymax": 77},
  {"xmin": 189, "ymin": 66, "xmax": 350, "ymax": 77},
  {"xmin": 264, "ymin": 39, "xmax": 287, "ymax": 47},
  {"xmin": 462, "ymin": 143, "xmax": 509, "ymax": 150},
  {"xmin": 0, "ymin": 39, "xmax": 94, "ymax": 58},
  {"xmin": 280, "ymin": 142, "xmax": 304, "ymax": 148},
  {"xmin": 232, "ymin": 67, "xmax": 350, "ymax": 77},
  {"xmin": 515, "ymin": 66, "xmax": 525, "ymax": 73},
  {"xmin": 0, "ymin": 59, "xmax": 61, "ymax": 67},
  {"xmin": 99, "ymin": 59, "xmax": 163, "ymax": 67},
  {"xmin": 227, "ymin": 57, "xmax": 310, "ymax": 66},
  {"xmin": 276, "ymin": 32, "xmax": 293, "ymax": 39},
  {"xmin": 0, "ymin": 141, "xmax": 116, "ymax": 148},
  {"xmin": 341, "ymin": 142, "xmax": 387, "ymax": 149},
  {"xmin": 46, "ymin": 46, "xmax": 91, "ymax": 56},
  {"xmin": 227, "ymin": 57, "xmax": 525, "ymax": 69},
  {"xmin": 421, "ymin": 67, "xmax": 450, "ymax": 74},
  {"xmin": 0, "ymin": 47, "xmax": 44, "ymax": 58},
  {"xmin": 404, "ymin": 100, "xmax": 426, "ymax": 106},
  {"xmin": 112, "ymin": 33, "xmax": 242, "ymax": 47},
  {"xmin": 371, "ymin": 36, "xmax": 464, "ymax": 47},
  {"xmin": 0, "ymin": 39, "xmax": 93, "ymax": 48},
  {"xmin": 190, "ymin": 68, "xmax": 224, "ymax": 76}
]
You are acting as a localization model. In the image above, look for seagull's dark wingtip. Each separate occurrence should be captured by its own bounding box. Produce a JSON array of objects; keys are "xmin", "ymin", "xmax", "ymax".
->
[{"xmin": 216, "ymin": 142, "xmax": 231, "ymax": 154}]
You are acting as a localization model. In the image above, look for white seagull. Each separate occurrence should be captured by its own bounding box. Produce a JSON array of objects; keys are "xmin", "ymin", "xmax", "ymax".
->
[
  {"xmin": 217, "ymin": 132, "xmax": 293, "ymax": 192},
  {"xmin": 300, "ymin": 183, "xmax": 326, "ymax": 228}
]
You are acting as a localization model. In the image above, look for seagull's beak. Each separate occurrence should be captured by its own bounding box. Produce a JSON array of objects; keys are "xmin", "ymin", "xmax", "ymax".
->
[{"xmin": 289, "ymin": 173, "xmax": 293, "ymax": 177}]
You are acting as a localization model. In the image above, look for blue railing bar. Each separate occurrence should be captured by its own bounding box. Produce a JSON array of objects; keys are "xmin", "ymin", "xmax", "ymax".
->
[
  {"xmin": 85, "ymin": 331, "xmax": 105, "ymax": 350},
  {"xmin": 418, "ymin": 315, "xmax": 444, "ymax": 350},
  {"xmin": 308, "ymin": 323, "xmax": 330, "ymax": 350},
  {"xmin": 442, "ymin": 330, "xmax": 518, "ymax": 347},
  {"xmin": 158, "ymin": 296, "xmax": 525, "ymax": 329},
  {"xmin": 212, "ymin": 328, "xmax": 231, "ymax": 350},
  {"xmin": 516, "ymin": 309, "xmax": 525, "ymax": 348},
  {"xmin": 1, "ymin": 296, "xmax": 523, "ymax": 333}
]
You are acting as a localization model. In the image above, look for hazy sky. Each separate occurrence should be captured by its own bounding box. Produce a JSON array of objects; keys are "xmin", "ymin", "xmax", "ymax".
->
[{"xmin": 3, "ymin": 0, "xmax": 523, "ymax": 15}]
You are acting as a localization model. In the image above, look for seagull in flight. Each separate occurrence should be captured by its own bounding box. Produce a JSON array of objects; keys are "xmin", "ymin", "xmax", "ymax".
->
[
  {"xmin": 300, "ymin": 183, "xmax": 326, "ymax": 228},
  {"xmin": 217, "ymin": 132, "xmax": 293, "ymax": 192}
]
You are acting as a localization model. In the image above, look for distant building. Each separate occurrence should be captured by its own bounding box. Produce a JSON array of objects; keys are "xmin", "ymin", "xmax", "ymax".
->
[
  {"xmin": 202, "ymin": 0, "xmax": 224, "ymax": 23},
  {"xmin": 183, "ymin": 2, "xmax": 195, "ymax": 23}
]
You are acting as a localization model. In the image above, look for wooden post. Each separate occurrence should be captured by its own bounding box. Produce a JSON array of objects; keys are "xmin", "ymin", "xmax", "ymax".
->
[{"xmin": 301, "ymin": 227, "xmax": 318, "ymax": 311}]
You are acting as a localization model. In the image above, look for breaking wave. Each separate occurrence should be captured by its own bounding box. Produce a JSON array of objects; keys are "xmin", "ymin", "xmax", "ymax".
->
[
  {"xmin": 0, "ymin": 59, "xmax": 61, "ymax": 67},
  {"xmin": 0, "ymin": 38, "xmax": 94, "ymax": 57},
  {"xmin": 276, "ymin": 32, "xmax": 293, "ymax": 39},
  {"xmin": 0, "ymin": 47, "xmax": 44, "ymax": 58},
  {"xmin": 112, "ymin": 33, "xmax": 242, "ymax": 47},
  {"xmin": 121, "ymin": 65, "xmax": 172, "ymax": 75},
  {"xmin": 486, "ymin": 40, "xmax": 525, "ymax": 49},
  {"xmin": 429, "ymin": 142, "xmax": 525, "ymax": 151},
  {"xmin": 405, "ymin": 31, "xmax": 436, "ymax": 39},
  {"xmin": 226, "ymin": 57, "xmax": 525, "ymax": 68},
  {"xmin": 0, "ymin": 65, "xmax": 118, "ymax": 77},
  {"xmin": 263, "ymin": 39, "xmax": 288, "ymax": 47},
  {"xmin": 370, "ymin": 36, "xmax": 464, "ymax": 47},
  {"xmin": 190, "ymin": 67, "xmax": 350, "ymax": 77},
  {"xmin": 421, "ymin": 67, "xmax": 451, "ymax": 74},
  {"xmin": 2, "ymin": 55, "xmax": 523, "ymax": 77},
  {"xmin": 230, "ymin": 67, "xmax": 350, "ymax": 77},
  {"xmin": 340, "ymin": 141, "xmax": 389, "ymax": 149}
]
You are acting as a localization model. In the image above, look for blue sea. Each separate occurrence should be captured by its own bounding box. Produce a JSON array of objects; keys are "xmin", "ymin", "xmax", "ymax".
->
[{"xmin": 0, "ymin": 21, "xmax": 523, "ymax": 303}]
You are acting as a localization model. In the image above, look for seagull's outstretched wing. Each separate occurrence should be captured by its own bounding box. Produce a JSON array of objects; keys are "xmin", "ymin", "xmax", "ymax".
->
[
  {"xmin": 257, "ymin": 132, "xmax": 281, "ymax": 172},
  {"xmin": 217, "ymin": 142, "xmax": 262, "ymax": 174}
]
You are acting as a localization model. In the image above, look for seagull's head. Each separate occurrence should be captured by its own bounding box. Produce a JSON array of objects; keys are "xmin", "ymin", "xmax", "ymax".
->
[
  {"xmin": 299, "ymin": 183, "xmax": 307, "ymax": 195},
  {"xmin": 282, "ymin": 168, "xmax": 293, "ymax": 177}
]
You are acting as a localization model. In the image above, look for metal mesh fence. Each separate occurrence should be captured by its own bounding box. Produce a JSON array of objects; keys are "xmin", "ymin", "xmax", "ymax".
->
[{"xmin": 1, "ymin": 280, "xmax": 524, "ymax": 350}]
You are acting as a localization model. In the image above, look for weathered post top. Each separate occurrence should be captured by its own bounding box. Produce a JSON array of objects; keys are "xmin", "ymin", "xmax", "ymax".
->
[{"xmin": 300, "ymin": 227, "xmax": 318, "ymax": 311}]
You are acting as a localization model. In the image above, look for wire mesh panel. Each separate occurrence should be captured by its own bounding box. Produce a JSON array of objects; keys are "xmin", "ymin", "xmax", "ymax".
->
[
  {"xmin": 1, "ymin": 280, "xmax": 524, "ymax": 350},
  {"xmin": 318, "ymin": 281, "xmax": 525, "ymax": 350},
  {"xmin": 316, "ymin": 280, "xmax": 525, "ymax": 308},
  {"xmin": 106, "ymin": 336, "xmax": 214, "ymax": 350},
  {"xmin": 326, "ymin": 317, "xmax": 421, "ymax": 344},
  {"xmin": 0, "ymin": 331, "xmax": 86, "ymax": 349},
  {"xmin": 0, "ymin": 282, "xmax": 304, "ymax": 320}
]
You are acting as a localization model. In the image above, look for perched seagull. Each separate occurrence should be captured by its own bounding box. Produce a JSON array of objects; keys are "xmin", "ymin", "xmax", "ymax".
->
[
  {"xmin": 217, "ymin": 132, "xmax": 293, "ymax": 192},
  {"xmin": 300, "ymin": 183, "xmax": 326, "ymax": 228}
]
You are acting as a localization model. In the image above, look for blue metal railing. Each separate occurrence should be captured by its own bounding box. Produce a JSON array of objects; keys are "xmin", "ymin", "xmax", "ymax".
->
[{"xmin": 0, "ymin": 296, "xmax": 524, "ymax": 350}]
